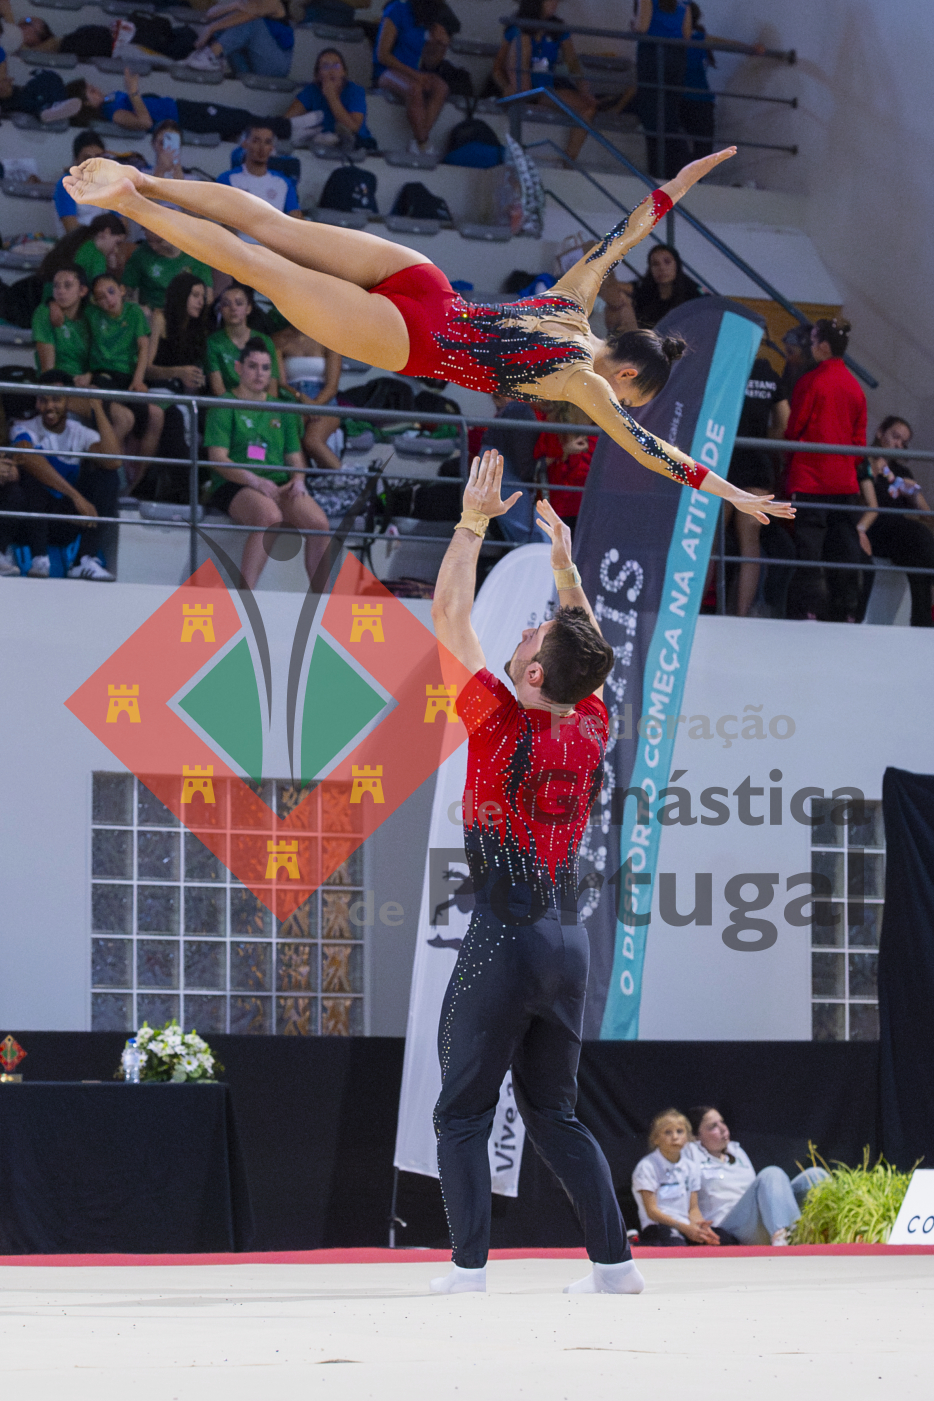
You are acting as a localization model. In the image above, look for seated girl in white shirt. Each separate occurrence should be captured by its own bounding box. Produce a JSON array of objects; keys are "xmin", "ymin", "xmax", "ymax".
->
[
  {"xmin": 682, "ymin": 1105, "xmax": 828, "ymax": 1247},
  {"xmin": 631, "ymin": 1109, "xmax": 734, "ymax": 1246}
]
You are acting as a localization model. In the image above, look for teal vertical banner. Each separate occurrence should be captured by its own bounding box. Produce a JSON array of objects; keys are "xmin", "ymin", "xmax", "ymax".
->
[{"xmin": 599, "ymin": 311, "xmax": 764, "ymax": 1040}]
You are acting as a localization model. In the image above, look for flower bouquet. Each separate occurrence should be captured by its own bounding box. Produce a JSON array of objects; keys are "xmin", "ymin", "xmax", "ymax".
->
[{"xmin": 130, "ymin": 1020, "xmax": 223, "ymax": 1083}]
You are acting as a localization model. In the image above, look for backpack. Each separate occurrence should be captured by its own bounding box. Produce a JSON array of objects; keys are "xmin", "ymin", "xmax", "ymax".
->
[
  {"xmin": 390, "ymin": 182, "xmax": 452, "ymax": 223},
  {"xmin": 0, "ymin": 274, "xmax": 43, "ymax": 330},
  {"xmin": 319, "ymin": 164, "xmax": 379, "ymax": 214},
  {"xmin": 443, "ymin": 115, "xmax": 503, "ymax": 169}
]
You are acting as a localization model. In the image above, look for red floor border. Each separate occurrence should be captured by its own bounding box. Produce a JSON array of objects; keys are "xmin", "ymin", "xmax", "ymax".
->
[{"xmin": 1, "ymin": 1244, "xmax": 932, "ymax": 1267}]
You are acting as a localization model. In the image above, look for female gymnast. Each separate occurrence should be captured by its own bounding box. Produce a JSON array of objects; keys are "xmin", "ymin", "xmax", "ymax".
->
[{"xmin": 63, "ymin": 147, "xmax": 792, "ymax": 524}]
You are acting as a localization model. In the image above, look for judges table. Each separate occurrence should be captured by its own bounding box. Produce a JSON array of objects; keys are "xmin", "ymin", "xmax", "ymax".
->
[{"xmin": 0, "ymin": 1082, "xmax": 253, "ymax": 1254}]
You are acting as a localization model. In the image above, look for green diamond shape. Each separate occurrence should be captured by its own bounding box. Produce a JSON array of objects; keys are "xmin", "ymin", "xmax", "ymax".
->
[
  {"xmin": 179, "ymin": 637, "xmax": 263, "ymax": 781},
  {"xmin": 301, "ymin": 635, "xmax": 387, "ymax": 781}
]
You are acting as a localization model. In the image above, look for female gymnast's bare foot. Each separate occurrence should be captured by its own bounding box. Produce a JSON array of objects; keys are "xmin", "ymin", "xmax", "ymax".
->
[
  {"xmin": 667, "ymin": 146, "xmax": 737, "ymax": 200},
  {"xmin": 62, "ymin": 158, "xmax": 146, "ymax": 211}
]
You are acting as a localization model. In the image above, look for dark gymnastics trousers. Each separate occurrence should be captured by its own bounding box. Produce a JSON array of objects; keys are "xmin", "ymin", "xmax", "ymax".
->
[{"xmin": 433, "ymin": 903, "xmax": 630, "ymax": 1270}]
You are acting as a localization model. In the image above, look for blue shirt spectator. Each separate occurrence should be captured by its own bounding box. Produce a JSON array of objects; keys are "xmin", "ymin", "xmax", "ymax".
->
[
  {"xmin": 216, "ymin": 122, "xmax": 300, "ymax": 242},
  {"xmin": 374, "ymin": 0, "xmax": 428, "ymax": 78},
  {"xmin": 287, "ymin": 48, "xmax": 374, "ymax": 148}
]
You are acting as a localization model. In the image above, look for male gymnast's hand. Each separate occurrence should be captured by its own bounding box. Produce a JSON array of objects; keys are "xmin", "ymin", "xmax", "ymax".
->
[
  {"xmin": 463, "ymin": 449, "xmax": 522, "ymax": 518},
  {"xmin": 535, "ymin": 497, "xmax": 573, "ymax": 570}
]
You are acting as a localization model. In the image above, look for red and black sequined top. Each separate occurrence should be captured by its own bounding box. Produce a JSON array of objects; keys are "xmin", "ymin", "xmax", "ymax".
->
[{"xmin": 455, "ymin": 668, "xmax": 608, "ymax": 917}]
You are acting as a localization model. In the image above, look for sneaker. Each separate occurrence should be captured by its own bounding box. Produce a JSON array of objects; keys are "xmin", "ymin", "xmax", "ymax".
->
[
  {"xmin": 0, "ymin": 547, "xmax": 19, "ymax": 577},
  {"xmin": 770, "ymin": 1228, "xmax": 790, "ymax": 1247},
  {"xmin": 40, "ymin": 97, "xmax": 83, "ymax": 124},
  {"xmin": 68, "ymin": 555, "xmax": 115, "ymax": 581},
  {"xmin": 27, "ymin": 553, "xmax": 50, "ymax": 578},
  {"xmin": 185, "ymin": 46, "xmax": 226, "ymax": 71},
  {"xmin": 407, "ymin": 137, "xmax": 423, "ymax": 156}
]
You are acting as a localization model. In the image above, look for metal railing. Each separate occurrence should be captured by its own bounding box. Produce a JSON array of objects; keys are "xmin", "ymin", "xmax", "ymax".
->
[
  {"xmin": 498, "ymin": 15, "xmax": 798, "ymax": 169},
  {"xmin": 1, "ymin": 381, "xmax": 931, "ymax": 621},
  {"xmin": 498, "ymin": 86, "xmax": 878, "ymax": 390}
]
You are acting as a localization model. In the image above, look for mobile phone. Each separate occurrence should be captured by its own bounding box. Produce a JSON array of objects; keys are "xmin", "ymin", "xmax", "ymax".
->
[{"xmin": 161, "ymin": 130, "xmax": 182, "ymax": 154}]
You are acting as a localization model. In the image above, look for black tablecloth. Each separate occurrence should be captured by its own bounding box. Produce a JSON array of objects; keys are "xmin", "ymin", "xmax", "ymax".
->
[{"xmin": 0, "ymin": 1083, "xmax": 254, "ymax": 1254}]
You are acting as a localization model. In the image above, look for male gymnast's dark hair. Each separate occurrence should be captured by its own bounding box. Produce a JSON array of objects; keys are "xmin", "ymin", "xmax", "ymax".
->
[
  {"xmin": 812, "ymin": 317, "xmax": 852, "ymax": 358},
  {"xmin": 533, "ymin": 606, "xmax": 615, "ymax": 706},
  {"xmin": 605, "ymin": 327, "xmax": 687, "ymax": 401}
]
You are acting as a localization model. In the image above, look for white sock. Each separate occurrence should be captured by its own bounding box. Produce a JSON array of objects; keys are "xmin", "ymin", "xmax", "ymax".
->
[
  {"xmin": 429, "ymin": 1264, "xmax": 487, "ymax": 1294},
  {"xmin": 564, "ymin": 1260, "xmax": 645, "ymax": 1295}
]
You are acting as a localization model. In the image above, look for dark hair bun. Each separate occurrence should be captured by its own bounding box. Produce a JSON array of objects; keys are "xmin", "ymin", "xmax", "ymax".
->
[{"xmin": 660, "ymin": 335, "xmax": 687, "ymax": 364}]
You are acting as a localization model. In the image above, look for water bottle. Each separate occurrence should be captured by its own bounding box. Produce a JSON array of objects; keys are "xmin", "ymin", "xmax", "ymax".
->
[{"xmin": 121, "ymin": 1037, "xmax": 141, "ymax": 1084}]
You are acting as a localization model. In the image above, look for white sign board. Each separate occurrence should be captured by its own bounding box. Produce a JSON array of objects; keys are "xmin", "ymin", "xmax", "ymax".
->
[{"xmin": 888, "ymin": 1169, "xmax": 934, "ymax": 1244}]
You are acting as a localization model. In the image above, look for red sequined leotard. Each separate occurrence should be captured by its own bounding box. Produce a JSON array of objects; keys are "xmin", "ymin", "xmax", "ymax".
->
[{"xmin": 369, "ymin": 190, "xmax": 707, "ymax": 492}]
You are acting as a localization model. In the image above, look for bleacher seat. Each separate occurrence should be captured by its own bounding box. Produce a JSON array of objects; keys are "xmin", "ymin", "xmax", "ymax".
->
[
  {"xmin": 89, "ymin": 120, "xmax": 144, "ymax": 137},
  {"xmin": 307, "ymin": 23, "xmax": 364, "ymax": 42},
  {"xmin": 104, "ymin": 0, "xmax": 155, "ymax": 13},
  {"xmin": 11, "ymin": 112, "xmax": 70, "ymax": 132},
  {"xmin": 182, "ymin": 130, "xmax": 221, "ymax": 147},
  {"xmin": 384, "ymin": 150, "xmax": 438, "ymax": 170},
  {"xmin": 312, "ymin": 207, "xmax": 368, "ymax": 228},
  {"xmin": 19, "ymin": 49, "xmax": 77, "ymax": 67},
  {"xmin": 240, "ymin": 74, "xmax": 299, "ymax": 93},
  {"xmin": 385, "ymin": 215, "xmax": 441, "ymax": 236},
  {"xmin": 0, "ymin": 325, "xmax": 35, "ymax": 346},
  {"xmin": 1, "ymin": 179, "xmax": 56, "ymax": 201},
  {"xmin": 95, "ymin": 56, "xmax": 156, "ymax": 76},
  {"xmin": 169, "ymin": 62, "xmax": 224, "ymax": 85},
  {"xmin": 450, "ymin": 37, "xmax": 499, "ymax": 56},
  {"xmin": 458, "ymin": 223, "xmax": 512, "ymax": 241},
  {"xmin": 37, "ymin": 0, "xmax": 84, "ymax": 9},
  {"xmin": 0, "ymin": 250, "xmax": 42, "ymax": 270}
]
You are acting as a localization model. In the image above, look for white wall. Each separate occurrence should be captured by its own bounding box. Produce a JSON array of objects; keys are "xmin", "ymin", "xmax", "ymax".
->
[
  {"xmin": 639, "ymin": 616, "xmax": 934, "ymax": 1038},
  {"xmin": 686, "ymin": 0, "xmax": 934, "ymax": 485},
  {"xmin": 2, "ymin": 579, "xmax": 932, "ymax": 1036}
]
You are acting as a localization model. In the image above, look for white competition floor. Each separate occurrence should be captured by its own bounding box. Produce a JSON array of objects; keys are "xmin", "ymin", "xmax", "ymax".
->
[{"xmin": 3, "ymin": 1252, "xmax": 933, "ymax": 1400}]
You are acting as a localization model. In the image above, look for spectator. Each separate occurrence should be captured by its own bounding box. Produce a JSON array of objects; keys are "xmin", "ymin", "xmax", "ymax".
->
[
  {"xmin": 631, "ymin": 243, "xmax": 702, "ymax": 328},
  {"xmin": 85, "ymin": 273, "xmax": 165, "ymax": 487},
  {"xmin": 497, "ymin": 0, "xmax": 597, "ymax": 164},
  {"xmin": 772, "ymin": 322, "xmax": 814, "ymax": 435},
  {"xmin": 374, "ymin": 0, "xmax": 458, "ymax": 157},
  {"xmin": 273, "ymin": 321, "xmax": 343, "ymax": 475},
  {"xmin": 146, "ymin": 272, "xmax": 211, "ymax": 394},
  {"xmin": 216, "ymin": 122, "xmax": 302, "ymax": 237},
  {"xmin": 55, "ymin": 132, "xmax": 109, "ymax": 235},
  {"xmin": 32, "ymin": 266, "xmax": 91, "ymax": 382},
  {"xmin": 480, "ymin": 396, "xmax": 540, "ymax": 544},
  {"xmin": 204, "ymin": 337, "xmax": 330, "ymax": 588},
  {"xmin": 726, "ymin": 354, "xmax": 795, "ymax": 617},
  {"xmin": 207, "ymin": 283, "xmax": 284, "ymax": 395},
  {"xmin": 39, "ymin": 214, "xmax": 127, "ymax": 299},
  {"xmin": 683, "ymin": 1106, "xmax": 827, "ymax": 1247},
  {"xmin": 785, "ymin": 318, "xmax": 867, "ymax": 621},
  {"xmin": 631, "ymin": 1109, "xmax": 725, "ymax": 1246},
  {"xmin": 123, "ymin": 228, "xmax": 214, "ymax": 312},
  {"xmin": 65, "ymin": 70, "xmax": 267, "ymax": 142},
  {"xmin": 0, "ymin": 50, "xmax": 82, "ymax": 124},
  {"xmin": 633, "ymin": 0, "xmax": 691, "ymax": 179},
  {"xmin": 679, "ymin": 3, "xmax": 714, "ymax": 159},
  {"xmin": 0, "ymin": 452, "xmax": 28, "ymax": 576},
  {"xmin": 185, "ymin": 0, "xmax": 294, "ymax": 77},
  {"xmin": 0, "ymin": 3, "xmax": 197, "ymax": 62},
  {"xmin": 9, "ymin": 370, "xmax": 120, "ymax": 580},
  {"xmin": 285, "ymin": 48, "xmax": 376, "ymax": 150},
  {"xmin": 859, "ymin": 416, "xmax": 934, "ymax": 628},
  {"xmin": 536, "ymin": 406, "xmax": 596, "ymax": 531}
]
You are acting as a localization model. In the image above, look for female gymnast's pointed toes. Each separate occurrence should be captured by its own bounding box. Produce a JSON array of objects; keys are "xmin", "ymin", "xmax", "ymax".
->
[{"xmin": 429, "ymin": 1265, "xmax": 487, "ymax": 1294}]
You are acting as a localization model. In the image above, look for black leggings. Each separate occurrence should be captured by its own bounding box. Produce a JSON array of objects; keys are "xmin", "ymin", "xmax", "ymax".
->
[
  {"xmin": 868, "ymin": 514, "xmax": 934, "ymax": 627},
  {"xmin": 433, "ymin": 904, "xmax": 629, "ymax": 1270}
]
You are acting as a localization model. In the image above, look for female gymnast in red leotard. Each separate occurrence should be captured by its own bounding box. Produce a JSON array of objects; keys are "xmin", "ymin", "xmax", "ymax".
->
[{"xmin": 64, "ymin": 147, "xmax": 791, "ymax": 522}]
